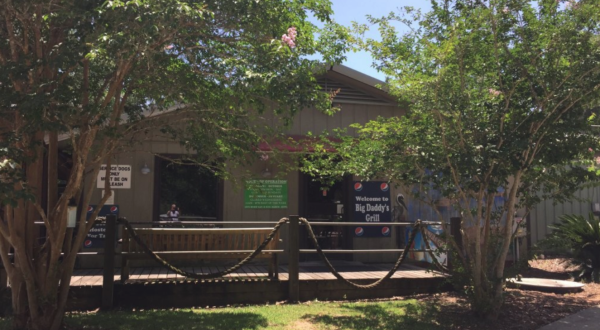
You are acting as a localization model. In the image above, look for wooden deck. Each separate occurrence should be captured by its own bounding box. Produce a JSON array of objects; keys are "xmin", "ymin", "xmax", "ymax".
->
[
  {"xmin": 70, "ymin": 261, "xmax": 444, "ymax": 286},
  {"xmin": 58, "ymin": 261, "xmax": 452, "ymax": 310}
]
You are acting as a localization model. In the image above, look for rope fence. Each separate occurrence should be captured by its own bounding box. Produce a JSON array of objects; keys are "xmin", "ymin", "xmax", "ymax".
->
[
  {"xmin": 118, "ymin": 217, "xmax": 287, "ymax": 280},
  {"xmin": 117, "ymin": 216, "xmax": 450, "ymax": 288},
  {"xmin": 300, "ymin": 217, "xmax": 424, "ymax": 289}
]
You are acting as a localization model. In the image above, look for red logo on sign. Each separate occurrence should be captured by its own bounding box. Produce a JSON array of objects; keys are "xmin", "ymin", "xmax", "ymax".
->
[
  {"xmin": 87, "ymin": 206, "xmax": 93, "ymax": 212},
  {"xmin": 382, "ymin": 227, "xmax": 391, "ymax": 236},
  {"xmin": 84, "ymin": 240, "xmax": 92, "ymax": 247},
  {"xmin": 110, "ymin": 206, "xmax": 118, "ymax": 213},
  {"xmin": 355, "ymin": 227, "xmax": 364, "ymax": 236},
  {"xmin": 380, "ymin": 183, "xmax": 389, "ymax": 191},
  {"xmin": 354, "ymin": 183, "xmax": 363, "ymax": 191}
]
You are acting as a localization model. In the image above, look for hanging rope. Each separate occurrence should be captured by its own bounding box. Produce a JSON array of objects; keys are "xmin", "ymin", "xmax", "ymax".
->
[
  {"xmin": 119, "ymin": 217, "xmax": 442, "ymax": 287},
  {"xmin": 299, "ymin": 217, "xmax": 424, "ymax": 289},
  {"xmin": 118, "ymin": 217, "xmax": 287, "ymax": 280}
]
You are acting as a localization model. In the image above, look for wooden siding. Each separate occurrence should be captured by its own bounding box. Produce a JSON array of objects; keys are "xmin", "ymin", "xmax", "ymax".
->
[
  {"xmin": 529, "ymin": 185, "xmax": 600, "ymax": 245},
  {"xmin": 288, "ymin": 104, "xmax": 402, "ymax": 136}
]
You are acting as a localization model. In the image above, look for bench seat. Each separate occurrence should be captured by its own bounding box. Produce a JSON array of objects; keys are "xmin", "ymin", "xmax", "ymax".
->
[{"xmin": 120, "ymin": 228, "xmax": 280, "ymax": 280}]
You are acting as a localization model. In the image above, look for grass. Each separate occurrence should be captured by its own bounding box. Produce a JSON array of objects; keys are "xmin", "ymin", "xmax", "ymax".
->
[{"xmin": 0, "ymin": 299, "xmax": 442, "ymax": 330}]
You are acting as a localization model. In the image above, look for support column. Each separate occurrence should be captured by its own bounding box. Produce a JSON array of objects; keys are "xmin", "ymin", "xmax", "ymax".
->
[
  {"xmin": 102, "ymin": 214, "xmax": 116, "ymax": 310},
  {"xmin": 287, "ymin": 215, "xmax": 300, "ymax": 302}
]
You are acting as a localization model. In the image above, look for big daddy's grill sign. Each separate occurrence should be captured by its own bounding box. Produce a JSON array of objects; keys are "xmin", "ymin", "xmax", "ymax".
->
[{"xmin": 353, "ymin": 181, "xmax": 392, "ymax": 238}]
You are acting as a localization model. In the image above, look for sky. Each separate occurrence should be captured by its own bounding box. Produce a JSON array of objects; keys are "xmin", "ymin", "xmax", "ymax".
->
[{"xmin": 323, "ymin": 0, "xmax": 432, "ymax": 81}]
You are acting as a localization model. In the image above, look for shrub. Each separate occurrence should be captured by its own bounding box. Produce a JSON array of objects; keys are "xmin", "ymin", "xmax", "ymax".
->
[{"xmin": 546, "ymin": 213, "xmax": 600, "ymax": 283}]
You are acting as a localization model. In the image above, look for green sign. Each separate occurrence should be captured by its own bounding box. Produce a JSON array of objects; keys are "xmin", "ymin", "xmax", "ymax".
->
[{"xmin": 244, "ymin": 180, "xmax": 288, "ymax": 209}]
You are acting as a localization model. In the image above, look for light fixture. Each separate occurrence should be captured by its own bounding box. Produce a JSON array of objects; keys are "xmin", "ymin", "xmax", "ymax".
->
[
  {"xmin": 67, "ymin": 206, "xmax": 77, "ymax": 228},
  {"xmin": 141, "ymin": 163, "xmax": 151, "ymax": 175},
  {"xmin": 259, "ymin": 153, "xmax": 271, "ymax": 177},
  {"xmin": 262, "ymin": 167, "xmax": 272, "ymax": 178}
]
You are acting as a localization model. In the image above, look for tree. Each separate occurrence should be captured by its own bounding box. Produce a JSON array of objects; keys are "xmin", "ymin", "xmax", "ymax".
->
[
  {"xmin": 0, "ymin": 0, "xmax": 347, "ymax": 329},
  {"xmin": 303, "ymin": 0, "xmax": 600, "ymax": 319}
]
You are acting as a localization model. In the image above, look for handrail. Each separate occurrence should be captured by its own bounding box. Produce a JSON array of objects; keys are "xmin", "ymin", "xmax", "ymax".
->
[
  {"xmin": 34, "ymin": 220, "xmax": 443, "ymax": 226},
  {"xmin": 122, "ymin": 250, "xmax": 284, "ymax": 255},
  {"xmin": 34, "ymin": 221, "xmax": 285, "ymax": 226},
  {"xmin": 123, "ymin": 228, "xmax": 281, "ymax": 231},
  {"xmin": 303, "ymin": 221, "xmax": 443, "ymax": 226},
  {"xmin": 299, "ymin": 249, "xmax": 440, "ymax": 254},
  {"xmin": 159, "ymin": 216, "xmax": 217, "ymax": 220},
  {"xmin": 143, "ymin": 221, "xmax": 282, "ymax": 225}
]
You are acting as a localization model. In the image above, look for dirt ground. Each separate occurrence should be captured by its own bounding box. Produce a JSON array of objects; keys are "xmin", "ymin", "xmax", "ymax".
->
[{"xmin": 416, "ymin": 257, "xmax": 600, "ymax": 330}]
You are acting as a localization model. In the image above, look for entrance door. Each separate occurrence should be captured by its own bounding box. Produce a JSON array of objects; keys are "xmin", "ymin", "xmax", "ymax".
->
[{"xmin": 299, "ymin": 172, "xmax": 352, "ymax": 260}]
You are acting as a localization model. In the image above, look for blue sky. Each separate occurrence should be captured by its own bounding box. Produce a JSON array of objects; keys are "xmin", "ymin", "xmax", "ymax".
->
[{"xmin": 324, "ymin": 0, "xmax": 431, "ymax": 81}]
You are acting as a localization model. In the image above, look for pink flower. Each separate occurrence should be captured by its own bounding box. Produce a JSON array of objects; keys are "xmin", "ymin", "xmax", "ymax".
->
[
  {"xmin": 164, "ymin": 44, "xmax": 174, "ymax": 50},
  {"xmin": 281, "ymin": 26, "xmax": 297, "ymax": 48},
  {"xmin": 488, "ymin": 88, "xmax": 501, "ymax": 97},
  {"xmin": 589, "ymin": 148, "xmax": 594, "ymax": 153},
  {"xmin": 287, "ymin": 27, "xmax": 297, "ymax": 39}
]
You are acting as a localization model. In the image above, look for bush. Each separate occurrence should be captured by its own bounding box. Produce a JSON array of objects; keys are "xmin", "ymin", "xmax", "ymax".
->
[{"xmin": 544, "ymin": 213, "xmax": 600, "ymax": 283}]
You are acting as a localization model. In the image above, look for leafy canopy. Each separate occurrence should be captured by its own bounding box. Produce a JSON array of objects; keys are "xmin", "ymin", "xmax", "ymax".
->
[
  {"xmin": 306, "ymin": 0, "xmax": 600, "ymax": 213},
  {"xmin": 303, "ymin": 0, "xmax": 600, "ymax": 317},
  {"xmin": 0, "ymin": 0, "xmax": 349, "ymax": 204}
]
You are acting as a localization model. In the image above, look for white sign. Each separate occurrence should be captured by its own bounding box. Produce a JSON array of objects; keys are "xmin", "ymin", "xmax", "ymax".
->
[{"xmin": 97, "ymin": 164, "xmax": 132, "ymax": 189}]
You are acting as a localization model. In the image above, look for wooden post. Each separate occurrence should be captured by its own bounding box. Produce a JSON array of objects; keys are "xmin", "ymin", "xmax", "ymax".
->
[
  {"xmin": 0, "ymin": 267, "xmax": 7, "ymax": 289},
  {"xmin": 102, "ymin": 214, "xmax": 116, "ymax": 310},
  {"xmin": 450, "ymin": 217, "xmax": 463, "ymax": 250},
  {"xmin": 288, "ymin": 215, "xmax": 300, "ymax": 302}
]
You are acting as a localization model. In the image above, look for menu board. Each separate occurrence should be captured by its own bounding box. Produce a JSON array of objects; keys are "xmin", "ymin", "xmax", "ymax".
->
[{"xmin": 244, "ymin": 180, "xmax": 288, "ymax": 209}]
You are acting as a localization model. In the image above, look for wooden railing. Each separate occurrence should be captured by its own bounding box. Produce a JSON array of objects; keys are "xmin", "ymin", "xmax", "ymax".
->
[{"xmin": 96, "ymin": 214, "xmax": 461, "ymax": 309}]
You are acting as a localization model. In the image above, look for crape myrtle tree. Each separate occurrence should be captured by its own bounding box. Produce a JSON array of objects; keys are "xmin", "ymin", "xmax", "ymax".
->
[
  {"xmin": 0, "ymin": 0, "xmax": 347, "ymax": 329},
  {"xmin": 303, "ymin": 0, "xmax": 600, "ymax": 319}
]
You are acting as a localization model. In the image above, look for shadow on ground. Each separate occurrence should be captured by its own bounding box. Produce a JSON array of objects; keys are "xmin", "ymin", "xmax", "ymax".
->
[
  {"xmin": 64, "ymin": 310, "xmax": 268, "ymax": 330},
  {"xmin": 303, "ymin": 303, "xmax": 442, "ymax": 330}
]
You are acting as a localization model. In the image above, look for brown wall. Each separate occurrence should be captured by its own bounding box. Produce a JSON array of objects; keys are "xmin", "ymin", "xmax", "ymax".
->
[{"xmin": 81, "ymin": 101, "xmax": 406, "ymax": 265}]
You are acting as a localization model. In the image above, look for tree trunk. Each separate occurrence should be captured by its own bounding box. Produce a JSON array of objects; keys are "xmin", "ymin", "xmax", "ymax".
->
[
  {"xmin": 469, "ymin": 274, "xmax": 505, "ymax": 319},
  {"xmin": 11, "ymin": 277, "xmax": 28, "ymax": 330},
  {"xmin": 9, "ymin": 259, "xmax": 72, "ymax": 330}
]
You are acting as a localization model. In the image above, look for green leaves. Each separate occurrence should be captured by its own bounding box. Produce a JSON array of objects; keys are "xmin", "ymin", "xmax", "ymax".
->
[
  {"xmin": 303, "ymin": 1, "xmax": 600, "ymax": 313},
  {"xmin": 546, "ymin": 213, "xmax": 600, "ymax": 282},
  {"xmin": 308, "ymin": 0, "xmax": 600, "ymax": 207},
  {"xmin": 0, "ymin": 0, "xmax": 349, "ymax": 204}
]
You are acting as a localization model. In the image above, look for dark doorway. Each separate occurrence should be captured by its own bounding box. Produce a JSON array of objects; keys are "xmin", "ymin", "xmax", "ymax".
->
[
  {"xmin": 299, "ymin": 172, "xmax": 352, "ymax": 260},
  {"xmin": 152, "ymin": 156, "xmax": 222, "ymax": 222}
]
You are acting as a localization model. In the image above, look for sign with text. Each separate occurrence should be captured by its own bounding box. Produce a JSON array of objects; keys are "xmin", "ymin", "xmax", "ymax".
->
[
  {"xmin": 244, "ymin": 180, "xmax": 288, "ymax": 209},
  {"xmin": 96, "ymin": 164, "xmax": 131, "ymax": 189},
  {"xmin": 352, "ymin": 181, "xmax": 392, "ymax": 237},
  {"xmin": 84, "ymin": 205, "xmax": 119, "ymax": 249}
]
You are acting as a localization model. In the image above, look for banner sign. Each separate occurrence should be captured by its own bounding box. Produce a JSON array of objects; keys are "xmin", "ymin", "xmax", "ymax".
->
[
  {"xmin": 96, "ymin": 164, "xmax": 132, "ymax": 189},
  {"xmin": 405, "ymin": 224, "xmax": 447, "ymax": 266},
  {"xmin": 352, "ymin": 181, "xmax": 392, "ymax": 237},
  {"xmin": 83, "ymin": 205, "xmax": 119, "ymax": 249},
  {"xmin": 244, "ymin": 180, "xmax": 288, "ymax": 209}
]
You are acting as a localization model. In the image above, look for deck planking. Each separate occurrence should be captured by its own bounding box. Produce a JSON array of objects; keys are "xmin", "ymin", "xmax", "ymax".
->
[{"xmin": 69, "ymin": 261, "xmax": 446, "ymax": 287}]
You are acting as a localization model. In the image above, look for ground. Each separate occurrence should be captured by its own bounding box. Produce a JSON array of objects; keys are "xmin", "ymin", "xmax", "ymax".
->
[
  {"xmin": 416, "ymin": 257, "xmax": 600, "ymax": 330},
  {"xmin": 0, "ymin": 258, "xmax": 598, "ymax": 329}
]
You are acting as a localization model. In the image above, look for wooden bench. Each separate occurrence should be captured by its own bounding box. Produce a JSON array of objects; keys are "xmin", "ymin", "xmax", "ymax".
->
[{"xmin": 120, "ymin": 228, "xmax": 280, "ymax": 281}]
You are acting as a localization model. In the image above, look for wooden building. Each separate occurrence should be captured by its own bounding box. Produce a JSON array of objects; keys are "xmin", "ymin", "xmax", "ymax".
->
[
  {"xmin": 78, "ymin": 64, "xmax": 593, "ymax": 269},
  {"xmin": 82, "ymin": 65, "xmax": 418, "ymax": 265}
]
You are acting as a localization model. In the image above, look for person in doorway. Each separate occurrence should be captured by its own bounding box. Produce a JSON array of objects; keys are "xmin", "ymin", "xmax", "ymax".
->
[{"xmin": 167, "ymin": 204, "xmax": 180, "ymax": 221}]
